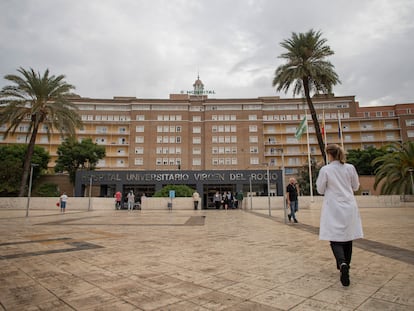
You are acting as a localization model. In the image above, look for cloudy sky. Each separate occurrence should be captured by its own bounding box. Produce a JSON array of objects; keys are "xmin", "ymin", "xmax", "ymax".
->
[{"xmin": 1, "ymin": 0, "xmax": 413, "ymax": 106}]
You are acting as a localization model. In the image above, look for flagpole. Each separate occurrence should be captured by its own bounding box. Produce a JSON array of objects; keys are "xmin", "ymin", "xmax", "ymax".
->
[
  {"xmin": 305, "ymin": 111, "xmax": 314, "ymax": 202},
  {"xmin": 338, "ymin": 110, "xmax": 344, "ymax": 149}
]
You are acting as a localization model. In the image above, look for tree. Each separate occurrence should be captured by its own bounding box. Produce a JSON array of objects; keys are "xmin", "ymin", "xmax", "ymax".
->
[
  {"xmin": 346, "ymin": 147, "xmax": 387, "ymax": 175},
  {"xmin": 273, "ymin": 29, "xmax": 340, "ymax": 163},
  {"xmin": 55, "ymin": 137, "xmax": 106, "ymax": 185},
  {"xmin": 297, "ymin": 160, "xmax": 321, "ymax": 196},
  {"xmin": 0, "ymin": 144, "xmax": 50, "ymax": 196},
  {"xmin": 0, "ymin": 67, "xmax": 83, "ymax": 196},
  {"xmin": 372, "ymin": 141, "xmax": 414, "ymax": 195}
]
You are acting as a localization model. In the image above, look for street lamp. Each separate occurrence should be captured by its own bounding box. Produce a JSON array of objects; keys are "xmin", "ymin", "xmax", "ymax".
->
[
  {"xmin": 262, "ymin": 162, "xmax": 271, "ymax": 216},
  {"xmin": 249, "ymin": 176, "xmax": 253, "ymax": 210},
  {"xmin": 276, "ymin": 148, "xmax": 287, "ymax": 224},
  {"xmin": 26, "ymin": 163, "xmax": 39, "ymax": 217},
  {"xmin": 409, "ymin": 168, "xmax": 414, "ymax": 195}
]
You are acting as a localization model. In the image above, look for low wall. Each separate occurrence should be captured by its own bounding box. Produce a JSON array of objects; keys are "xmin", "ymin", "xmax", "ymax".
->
[{"xmin": 0, "ymin": 195, "xmax": 413, "ymax": 211}]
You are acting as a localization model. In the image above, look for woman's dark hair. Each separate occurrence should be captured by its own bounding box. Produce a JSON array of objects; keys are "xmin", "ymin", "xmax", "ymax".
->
[{"xmin": 326, "ymin": 144, "xmax": 345, "ymax": 164}]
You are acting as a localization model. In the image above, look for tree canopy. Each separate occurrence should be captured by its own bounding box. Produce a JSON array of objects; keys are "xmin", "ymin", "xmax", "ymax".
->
[
  {"xmin": 372, "ymin": 141, "xmax": 414, "ymax": 195},
  {"xmin": 0, "ymin": 144, "xmax": 49, "ymax": 196},
  {"xmin": 273, "ymin": 29, "xmax": 340, "ymax": 163},
  {"xmin": 0, "ymin": 67, "xmax": 83, "ymax": 196},
  {"xmin": 346, "ymin": 147, "xmax": 388, "ymax": 175},
  {"xmin": 55, "ymin": 137, "xmax": 106, "ymax": 184}
]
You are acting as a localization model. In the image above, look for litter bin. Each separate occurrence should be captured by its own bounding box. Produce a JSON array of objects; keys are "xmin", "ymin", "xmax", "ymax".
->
[{"xmin": 167, "ymin": 202, "xmax": 172, "ymax": 210}]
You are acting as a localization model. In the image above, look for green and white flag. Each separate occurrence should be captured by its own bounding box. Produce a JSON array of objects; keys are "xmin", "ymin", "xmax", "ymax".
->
[{"xmin": 295, "ymin": 116, "xmax": 307, "ymax": 139}]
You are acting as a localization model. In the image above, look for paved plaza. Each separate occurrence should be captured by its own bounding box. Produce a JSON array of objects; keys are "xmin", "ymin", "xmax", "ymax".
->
[{"xmin": 0, "ymin": 206, "xmax": 413, "ymax": 310}]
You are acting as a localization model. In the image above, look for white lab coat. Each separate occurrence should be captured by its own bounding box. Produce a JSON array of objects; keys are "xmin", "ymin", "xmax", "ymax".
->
[{"xmin": 316, "ymin": 161, "xmax": 363, "ymax": 241}]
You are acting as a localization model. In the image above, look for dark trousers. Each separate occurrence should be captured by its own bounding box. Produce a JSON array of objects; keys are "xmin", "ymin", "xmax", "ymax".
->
[
  {"xmin": 330, "ymin": 241, "xmax": 353, "ymax": 270},
  {"xmin": 194, "ymin": 201, "xmax": 198, "ymax": 210}
]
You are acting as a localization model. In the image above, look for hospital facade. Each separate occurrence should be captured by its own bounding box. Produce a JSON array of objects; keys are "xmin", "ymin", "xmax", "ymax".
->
[{"xmin": 1, "ymin": 77, "xmax": 413, "ymax": 206}]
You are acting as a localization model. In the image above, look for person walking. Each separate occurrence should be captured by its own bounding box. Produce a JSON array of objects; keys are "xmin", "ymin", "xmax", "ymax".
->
[
  {"xmin": 115, "ymin": 191, "xmax": 122, "ymax": 210},
  {"xmin": 59, "ymin": 192, "xmax": 68, "ymax": 213},
  {"xmin": 127, "ymin": 190, "xmax": 135, "ymax": 211},
  {"xmin": 316, "ymin": 144, "xmax": 363, "ymax": 287},
  {"xmin": 286, "ymin": 177, "xmax": 299, "ymax": 223},
  {"xmin": 192, "ymin": 190, "xmax": 200, "ymax": 210}
]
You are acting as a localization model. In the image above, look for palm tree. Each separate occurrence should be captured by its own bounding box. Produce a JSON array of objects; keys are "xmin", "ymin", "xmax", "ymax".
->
[
  {"xmin": 0, "ymin": 67, "xmax": 83, "ymax": 197},
  {"xmin": 373, "ymin": 141, "xmax": 414, "ymax": 195},
  {"xmin": 273, "ymin": 29, "xmax": 340, "ymax": 163}
]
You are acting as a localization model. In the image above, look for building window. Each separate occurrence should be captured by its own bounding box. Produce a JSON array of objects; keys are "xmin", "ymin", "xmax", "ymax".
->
[
  {"xmin": 249, "ymin": 125, "xmax": 258, "ymax": 132},
  {"xmin": 407, "ymin": 130, "xmax": 414, "ymax": 138},
  {"xmin": 135, "ymin": 147, "xmax": 144, "ymax": 154},
  {"xmin": 193, "ymin": 126, "xmax": 201, "ymax": 134},
  {"xmin": 376, "ymin": 111, "xmax": 382, "ymax": 117},
  {"xmin": 193, "ymin": 147, "xmax": 201, "ymax": 154},
  {"xmin": 193, "ymin": 116, "xmax": 201, "ymax": 122},
  {"xmin": 192, "ymin": 158, "xmax": 201, "ymax": 166},
  {"xmin": 134, "ymin": 158, "xmax": 143, "ymax": 165},
  {"xmin": 250, "ymin": 146, "xmax": 258, "ymax": 154},
  {"xmin": 364, "ymin": 112, "xmax": 370, "ymax": 117},
  {"xmin": 388, "ymin": 111, "xmax": 395, "ymax": 117},
  {"xmin": 136, "ymin": 125, "xmax": 144, "ymax": 132},
  {"xmin": 193, "ymin": 137, "xmax": 201, "ymax": 144},
  {"xmin": 250, "ymin": 136, "xmax": 258, "ymax": 143},
  {"xmin": 248, "ymin": 115, "xmax": 257, "ymax": 120},
  {"xmin": 406, "ymin": 119, "xmax": 414, "ymax": 126},
  {"xmin": 250, "ymin": 157, "xmax": 259, "ymax": 165},
  {"xmin": 118, "ymin": 127, "xmax": 127, "ymax": 133},
  {"xmin": 136, "ymin": 115, "xmax": 145, "ymax": 121},
  {"xmin": 135, "ymin": 136, "xmax": 144, "ymax": 143}
]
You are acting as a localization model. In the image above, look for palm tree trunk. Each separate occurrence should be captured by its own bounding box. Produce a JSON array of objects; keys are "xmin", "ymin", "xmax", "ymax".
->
[
  {"xmin": 303, "ymin": 78, "xmax": 327, "ymax": 164},
  {"xmin": 18, "ymin": 126, "xmax": 39, "ymax": 197}
]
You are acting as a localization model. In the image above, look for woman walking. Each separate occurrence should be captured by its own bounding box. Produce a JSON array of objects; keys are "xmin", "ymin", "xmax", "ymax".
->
[{"xmin": 316, "ymin": 144, "xmax": 363, "ymax": 286}]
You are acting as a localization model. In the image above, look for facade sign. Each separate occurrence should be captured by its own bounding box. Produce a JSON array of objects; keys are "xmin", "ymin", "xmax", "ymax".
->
[{"xmin": 77, "ymin": 170, "xmax": 280, "ymax": 184}]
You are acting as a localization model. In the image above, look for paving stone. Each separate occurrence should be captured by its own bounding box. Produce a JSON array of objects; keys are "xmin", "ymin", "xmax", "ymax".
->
[{"xmin": 0, "ymin": 207, "xmax": 413, "ymax": 310}]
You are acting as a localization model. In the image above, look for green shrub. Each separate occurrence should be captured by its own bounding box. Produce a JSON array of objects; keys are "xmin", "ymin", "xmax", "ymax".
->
[
  {"xmin": 153, "ymin": 185, "xmax": 195, "ymax": 197},
  {"xmin": 34, "ymin": 183, "xmax": 60, "ymax": 197}
]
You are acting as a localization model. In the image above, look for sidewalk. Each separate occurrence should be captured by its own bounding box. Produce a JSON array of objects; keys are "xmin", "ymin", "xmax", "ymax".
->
[{"xmin": 0, "ymin": 207, "xmax": 413, "ymax": 310}]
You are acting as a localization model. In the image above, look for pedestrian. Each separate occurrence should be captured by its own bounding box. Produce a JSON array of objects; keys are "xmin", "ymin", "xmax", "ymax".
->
[
  {"xmin": 286, "ymin": 177, "xmax": 299, "ymax": 223},
  {"xmin": 127, "ymin": 190, "xmax": 135, "ymax": 211},
  {"xmin": 192, "ymin": 190, "xmax": 200, "ymax": 210},
  {"xmin": 316, "ymin": 144, "xmax": 363, "ymax": 287},
  {"xmin": 213, "ymin": 191, "xmax": 222, "ymax": 209},
  {"xmin": 235, "ymin": 191, "xmax": 244, "ymax": 209},
  {"xmin": 115, "ymin": 191, "xmax": 122, "ymax": 210},
  {"xmin": 60, "ymin": 192, "xmax": 68, "ymax": 213}
]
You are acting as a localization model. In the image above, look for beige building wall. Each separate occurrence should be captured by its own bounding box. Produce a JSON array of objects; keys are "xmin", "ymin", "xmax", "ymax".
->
[{"xmin": 0, "ymin": 82, "xmax": 413, "ymax": 185}]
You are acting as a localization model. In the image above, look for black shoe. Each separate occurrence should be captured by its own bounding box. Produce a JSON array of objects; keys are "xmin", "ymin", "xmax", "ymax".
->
[
  {"xmin": 340, "ymin": 263, "xmax": 350, "ymax": 286},
  {"xmin": 294, "ymin": 219, "xmax": 298, "ymax": 223},
  {"xmin": 288, "ymin": 214, "xmax": 291, "ymax": 222}
]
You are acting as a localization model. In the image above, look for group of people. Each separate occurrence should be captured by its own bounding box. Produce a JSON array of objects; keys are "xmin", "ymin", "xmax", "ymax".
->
[
  {"xmin": 288, "ymin": 144, "xmax": 363, "ymax": 287},
  {"xmin": 212, "ymin": 190, "xmax": 244, "ymax": 210},
  {"xmin": 115, "ymin": 190, "xmax": 144, "ymax": 210}
]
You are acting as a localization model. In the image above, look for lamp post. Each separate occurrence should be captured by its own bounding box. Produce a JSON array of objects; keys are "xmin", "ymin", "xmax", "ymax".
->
[
  {"xmin": 88, "ymin": 174, "xmax": 92, "ymax": 211},
  {"xmin": 262, "ymin": 163, "xmax": 271, "ymax": 216},
  {"xmin": 26, "ymin": 163, "xmax": 39, "ymax": 217},
  {"xmin": 409, "ymin": 168, "xmax": 414, "ymax": 195},
  {"xmin": 276, "ymin": 148, "xmax": 287, "ymax": 223},
  {"xmin": 249, "ymin": 176, "xmax": 253, "ymax": 210}
]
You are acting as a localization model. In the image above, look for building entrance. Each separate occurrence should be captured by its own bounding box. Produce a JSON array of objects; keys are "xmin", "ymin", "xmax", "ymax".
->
[{"xmin": 203, "ymin": 184, "xmax": 235, "ymax": 209}]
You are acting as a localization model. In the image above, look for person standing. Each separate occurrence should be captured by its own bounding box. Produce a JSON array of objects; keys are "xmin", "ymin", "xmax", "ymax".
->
[
  {"xmin": 316, "ymin": 144, "xmax": 363, "ymax": 287},
  {"xmin": 60, "ymin": 192, "xmax": 68, "ymax": 213},
  {"xmin": 127, "ymin": 190, "xmax": 135, "ymax": 211},
  {"xmin": 286, "ymin": 178, "xmax": 299, "ymax": 223},
  {"xmin": 192, "ymin": 190, "xmax": 200, "ymax": 210},
  {"xmin": 115, "ymin": 191, "xmax": 122, "ymax": 210},
  {"xmin": 213, "ymin": 191, "xmax": 222, "ymax": 209},
  {"xmin": 235, "ymin": 191, "xmax": 244, "ymax": 209}
]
